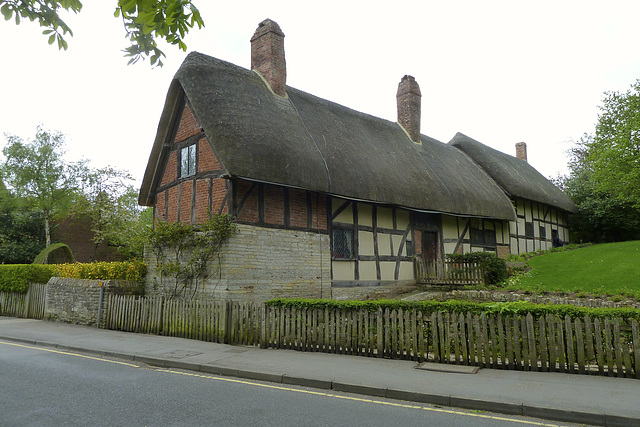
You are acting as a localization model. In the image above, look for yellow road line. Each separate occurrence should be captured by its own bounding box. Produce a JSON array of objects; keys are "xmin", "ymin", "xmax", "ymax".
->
[
  {"xmin": 0, "ymin": 340, "xmax": 140, "ymax": 368},
  {"xmin": 0, "ymin": 340, "xmax": 568, "ymax": 426},
  {"xmin": 154, "ymin": 368, "xmax": 567, "ymax": 427}
]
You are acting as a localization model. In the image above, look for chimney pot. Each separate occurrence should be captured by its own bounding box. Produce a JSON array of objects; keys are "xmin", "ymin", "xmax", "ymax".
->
[
  {"xmin": 251, "ymin": 19, "xmax": 286, "ymax": 97},
  {"xmin": 516, "ymin": 142, "xmax": 527, "ymax": 162},
  {"xmin": 396, "ymin": 75, "xmax": 422, "ymax": 143}
]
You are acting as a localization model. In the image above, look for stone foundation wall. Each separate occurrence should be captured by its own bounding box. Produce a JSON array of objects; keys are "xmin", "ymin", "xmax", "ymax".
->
[
  {"xmin": 145, "ymin": 224, "xmax": 331, "ymax": 303},
  {"xmin": 45, "ymin": 278, "xmax": 144, "ymax": 326}
]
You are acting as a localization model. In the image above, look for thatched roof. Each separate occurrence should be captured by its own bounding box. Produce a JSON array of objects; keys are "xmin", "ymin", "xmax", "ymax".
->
[
  {"xmin": 140, "ymin": 52, "xmax": 516, "ymax": 220},
  {"xmin": 449, "ymin": 133, "xmax": 578, "ymax": 213}
]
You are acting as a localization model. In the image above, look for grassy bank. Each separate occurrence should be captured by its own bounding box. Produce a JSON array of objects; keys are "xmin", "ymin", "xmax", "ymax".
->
[{"xmin": 506, "ymin": 241, "xmax": 640, "ymax": 297}]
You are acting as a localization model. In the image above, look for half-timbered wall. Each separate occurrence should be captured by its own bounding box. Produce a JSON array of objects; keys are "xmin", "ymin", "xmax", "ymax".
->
[
  {"xmin": 331, "ymin": 198, "xmax": 414, "ymax": 287},
  {"xmin": 509, "ymin": 197, "xmax": 570, "ymax": 254},
  {"xmin": 440, "ymin": 215, "xmax": 510, "ymax": 257},
  {"xmin": 153, "ymin": 103, "xmax": 230, "ymax": 225}
]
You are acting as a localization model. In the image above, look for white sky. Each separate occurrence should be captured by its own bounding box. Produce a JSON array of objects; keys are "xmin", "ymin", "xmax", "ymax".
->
[{"xmin": 1, "ymin": 1, "xmax": 639, "ymax": 187}]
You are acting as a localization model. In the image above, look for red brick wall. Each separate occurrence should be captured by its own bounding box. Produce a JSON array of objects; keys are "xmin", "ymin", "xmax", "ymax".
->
[
  {"xmin": 310, "ymin": 194, "xmax": 327, "ymax": 230},
  {"xmin": 52, "ymin": 214, "xmax": 123, "ymax": 263},
  {"xmin": 161, "ymin": 151, "xmax": 177, "ymax": 186},
  {"xmin": 237, "ymin": 180, "xmax": 259, "ymax": 223},
  {"xmin": 156, "ymin": 190, "xmax": 166, "ymax": 221},
  {"xmin": 289, "ymin": 189, "xmax": 307, "ymax": 228},
  {"xmin": 166, "ymin": 186, "xmax": 179, "ymax": 223},
  {"xmin": 198, "ymin": 138, "xmax": 221, "ymax": 172},
  {"xmin": 174, "ymin": 104, "xmax": 200, "ymax": 143},
  {"xmin": 212, "ymin": 178, "xmax": 228, "ymax": 215},
  {"xmin": 179, "ymin": 181, "xmax": 193, "ymax": 223},
  {"xmin": 264, "ymin": 185, "xmax": 284, "ymax": 226},
  {"xmin": 194, "ymin": 179, "xmax": 210, "ymax": 224}
]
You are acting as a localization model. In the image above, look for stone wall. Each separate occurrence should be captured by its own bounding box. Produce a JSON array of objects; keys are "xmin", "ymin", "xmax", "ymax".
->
[
  {"xmin": 146, "ymin": 224, "xmax": 331, "ymax": 303},
  {"xmin": 45, "ymin": 278, "xmax": 144, "ymax": 326}
]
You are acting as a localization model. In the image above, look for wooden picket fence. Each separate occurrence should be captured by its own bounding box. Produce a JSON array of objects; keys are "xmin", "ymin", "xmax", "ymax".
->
[
  {"xmin": 415, "ymin": 258, "xmax": 484, "ymax": 285},
  {"xmin": 0, "ymin": 284, "xmax": 47, "ymax": 319},
  {"xmin": 104, "ymin": 295, "xmax": 640, "ymax": 379}
]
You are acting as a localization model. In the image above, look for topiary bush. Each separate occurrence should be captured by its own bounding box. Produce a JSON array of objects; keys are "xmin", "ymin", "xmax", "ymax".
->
[
  {"xmin": 446, "ymin": 252, "xmax": 508, "ymax": 285},
  {"xmin": 32, "ymin": 243, "xmax": 75, "ymax": 264}
]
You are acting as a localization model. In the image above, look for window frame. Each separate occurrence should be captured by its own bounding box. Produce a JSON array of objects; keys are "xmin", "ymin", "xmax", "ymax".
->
[
  {"xmin": 332, "ymin": 227, "xmax": 355, "ymax": 260},
  {"xmin": 180, "ymin": 144, "xmax": 197, "ymax": 178}
]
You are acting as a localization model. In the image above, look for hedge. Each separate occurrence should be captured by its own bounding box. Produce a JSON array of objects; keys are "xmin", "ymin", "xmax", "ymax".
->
[
  {"xmin": 0, "ymin": 264, "xmax": 56, "ymax": 293},
  {"xmin": 0, "ymin": 261, "xmax": 147, "ymax": 294},
  {"xmin": 265, "ymin": 298, "xmax": 640, "ymax": 322}
]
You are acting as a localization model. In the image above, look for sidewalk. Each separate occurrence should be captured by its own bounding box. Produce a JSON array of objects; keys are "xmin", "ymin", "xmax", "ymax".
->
[{"xmin": 1, "ymin": 316, "xmax": 638, "ymax": 427}]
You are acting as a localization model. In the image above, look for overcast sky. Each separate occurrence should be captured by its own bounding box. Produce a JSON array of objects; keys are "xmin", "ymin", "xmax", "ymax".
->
[{"xmin": 1, "ymin": 1, "xmax": 639, "ymax": 187}]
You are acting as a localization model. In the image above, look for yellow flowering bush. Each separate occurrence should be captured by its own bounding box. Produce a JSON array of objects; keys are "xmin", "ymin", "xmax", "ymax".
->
[{"xmin": 53, "ymin": 260, "xmax": 146, "ymax": 282}]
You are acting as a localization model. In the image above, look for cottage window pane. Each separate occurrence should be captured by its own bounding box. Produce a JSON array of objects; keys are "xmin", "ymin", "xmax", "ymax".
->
[
  {"xmin": 332, "ymin": 228, "xmax": 354, "ymax": 259},
  {"xmin": 180, "ymin": 145, "xmax": 197, "ymax": 178}
]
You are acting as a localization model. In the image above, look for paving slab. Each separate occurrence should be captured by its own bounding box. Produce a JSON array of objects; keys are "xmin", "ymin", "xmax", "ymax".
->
[{"xmin": 1, "ymin": 316, "xmax": 639, "ymax": 426}]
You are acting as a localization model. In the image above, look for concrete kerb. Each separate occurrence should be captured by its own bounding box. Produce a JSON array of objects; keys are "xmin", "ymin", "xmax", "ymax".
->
[{"xmin": 0, "ymin": 333, "xmax": 636, "ymax": 427}]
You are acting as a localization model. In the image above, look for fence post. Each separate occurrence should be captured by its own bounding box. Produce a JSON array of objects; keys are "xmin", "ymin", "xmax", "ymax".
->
[{"xmin": 96, "ymin": 281, "xmax": 105, "ymax": 329}]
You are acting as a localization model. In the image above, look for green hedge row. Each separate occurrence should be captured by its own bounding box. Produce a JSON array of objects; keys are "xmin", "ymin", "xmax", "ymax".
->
[
  {"xmin": 0, "ymin": 265, "xmax": 56, "ymax": 293},
  {"xmin": 265, "ymin": 298, "xmax": 640, "ymax": 322},
  {"xmin": 0, "ymin": 261, "xmax": 147, "ymax": 294}
]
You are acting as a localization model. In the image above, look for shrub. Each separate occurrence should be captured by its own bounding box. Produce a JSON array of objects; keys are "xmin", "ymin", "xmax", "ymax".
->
[
  {"xmin": 32, "ymin": 243, "xmax": 75, "ymax": 264},
  {"xmin": 265, "ymin": 298, "xmax": 640, "ymax": 322},
  {"xmin": 0, "ymin": 264, "xmax": 56, "ymax": 293},
  {"xmin": 54, "ymin": 260, "xmax": 146, "ymax": 282},
  {"xmin": 446, "ymin": 252, "xmax": 508, "ymax": 285}
]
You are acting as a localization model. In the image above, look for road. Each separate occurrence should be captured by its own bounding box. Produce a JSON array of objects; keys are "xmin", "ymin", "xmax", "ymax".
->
[{"xmin": 0, "ymin": 341, "xmax": 587, "ymax": 427}]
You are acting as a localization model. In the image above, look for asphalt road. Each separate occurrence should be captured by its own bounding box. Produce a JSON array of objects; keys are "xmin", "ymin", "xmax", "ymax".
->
[{"xmin": 0, "ymin": 341, "xmax": 588, "ymax": 427}]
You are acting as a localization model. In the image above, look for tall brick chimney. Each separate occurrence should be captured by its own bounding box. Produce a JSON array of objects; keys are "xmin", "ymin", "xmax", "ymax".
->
[
  {"xmin": 250, "ymin": 19, "xmax": 286, "ymax": 97},
  {"xmin": 515, "ymin": 142, "xmax": 527, "ymax": 162},
  {"xmin": 396, "ymin": 75, "xmax": 422, "ymax": 143}
]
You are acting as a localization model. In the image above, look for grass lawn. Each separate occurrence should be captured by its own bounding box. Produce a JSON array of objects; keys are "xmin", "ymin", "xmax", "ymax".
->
[{"xmin": 510, "ymin": 240, "xmax": 640, "ymax": 296}]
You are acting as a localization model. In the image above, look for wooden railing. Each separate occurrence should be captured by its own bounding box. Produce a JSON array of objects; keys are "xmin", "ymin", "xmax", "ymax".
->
[
  {"xmin": 104, "ymin": 296, "xmax": 640, "ymax": 379},
  {"xmin": 414, "ymin": 258, "xmax": 484, "ymax": 285}
]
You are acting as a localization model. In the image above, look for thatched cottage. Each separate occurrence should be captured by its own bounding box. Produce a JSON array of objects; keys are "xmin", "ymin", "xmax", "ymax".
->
[{"xmin": 139, "ymin": 19, "xmax": 577, "ymax": 300}]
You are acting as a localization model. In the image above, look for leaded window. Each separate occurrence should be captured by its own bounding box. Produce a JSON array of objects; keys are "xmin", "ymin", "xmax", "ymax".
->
[
  {"xmin": 180, "ymin": 145, "xmax": 196, "ymax": 178},
  {"xmin": 332, "ymin": 228, "xmax": 354, "ymax": 259}
]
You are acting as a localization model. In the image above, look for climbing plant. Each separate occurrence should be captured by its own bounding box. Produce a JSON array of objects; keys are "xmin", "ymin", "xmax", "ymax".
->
[{"xmin": 148, "ymin": 215, "xmax": 236, "ymax": 298}]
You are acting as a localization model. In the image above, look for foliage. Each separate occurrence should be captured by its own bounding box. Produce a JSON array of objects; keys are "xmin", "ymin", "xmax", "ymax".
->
[
  {"xmin": 559, "ymin": 135, "xmax": 640, "ymax": 243},
  {"xmin": 445, "ymin": 252, "xmax": 507, "ymax": 285},
  {"xmin": 54, "ymin": 260, "xmax": 146, "ymax": 282},
  {"xmin": 0, "ymin": 185, "xmax": 45, "ymax": 263},
  {"xmin": 503, "ymin": 241, "xmax": 640, "ymax": 297},
  {"xmin": 73, "ymin": 167, "xmax": 152, "ymax": 260},
  {"xmin": 32, "ymin": 242, "xmax": 75, "ymax": 264},
  {"xmin": 587, "ymin": 80, "xmax": 640, "ymax": 209},
  {"xmin": 148, "ymin": 216, "xmax": 237, "ymax": 298},
  {"xmin": 0, "ymin": 261, "xmax": 146, "ymax": 293},
  {"xmin": 0, "ymin": 0, "xmax": 204, "ymax": 66},
  {"xmin": 0, "ymin": 264, "xmax": 55, "ymax": 293},
  {"xmin": 265, "ymin": 298, "xmax": 640, "ymax": 322},
  {"xmin": 1, "ymin": 126, "xmax": 86, "ymax": 247}
]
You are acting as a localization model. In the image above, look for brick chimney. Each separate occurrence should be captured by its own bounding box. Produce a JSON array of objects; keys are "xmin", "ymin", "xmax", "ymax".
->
[
  {"xmin": 250, "ymin": 19, "xmax": 286, "ymax": 97},
  {"xmin": 396, "ymin": 75, "xmax": 422, "ymax": 143},
  {"xmin": 515, "ymin": 142, "xmax": 527, "ymax": 162}
]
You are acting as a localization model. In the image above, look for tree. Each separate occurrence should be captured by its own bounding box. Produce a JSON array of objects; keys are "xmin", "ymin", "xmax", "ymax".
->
[
  {"xmin": 586, "ymin": 80, "xmax": 640, "ymax": 208},
  {"xmin": 73, "ymin": 167, "xmax": 152, "ymax": 260},
  {"xmin": 0, "ymin": 0, "xmax": 204, "ymax": 66},
  {"xmin": 0, "ymin": 180, "xmax": 45, "ymax": 263},
  {"xmin": 1, "ymin": 126, "xmax": 84, "ymax": 247},
  {"xmin": 560, "ymin": 135, "xmax": 640, "ymax": 243}
]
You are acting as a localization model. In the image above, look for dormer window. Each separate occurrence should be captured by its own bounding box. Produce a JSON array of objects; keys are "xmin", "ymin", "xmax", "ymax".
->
[{"xmin": 180, "ymin": 144, "xmax": 196, "ymax": 178}]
